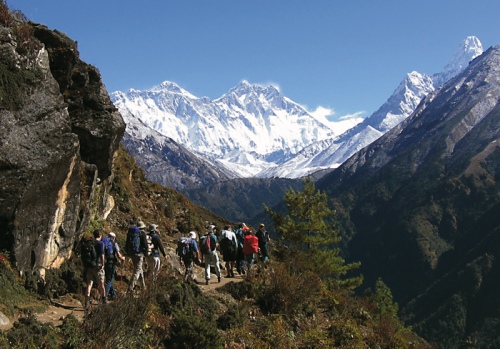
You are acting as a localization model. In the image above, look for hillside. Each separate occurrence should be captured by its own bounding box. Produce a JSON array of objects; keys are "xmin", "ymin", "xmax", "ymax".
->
[
  {"xmin": 1, "ymin": 145, "xmax": 433, "ymax": 349},
  {"xmin": 317, "ymin": 45, "xmax": 500, "ymax": 348}
]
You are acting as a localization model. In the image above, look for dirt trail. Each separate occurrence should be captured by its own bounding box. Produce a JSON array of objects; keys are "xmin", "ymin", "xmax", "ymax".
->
[
  {"xmin": 0, "ymin": 256, "xmax": 245, "ymax": 330},
  {"xmin": 35, "ymin": 294, "xmax": 85, "ymax": 326}
]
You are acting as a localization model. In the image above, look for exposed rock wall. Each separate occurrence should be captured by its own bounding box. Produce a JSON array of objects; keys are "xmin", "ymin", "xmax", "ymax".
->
[{"xmin": 0, "ymin": 17, "xmax": 125, "ymax": 276}]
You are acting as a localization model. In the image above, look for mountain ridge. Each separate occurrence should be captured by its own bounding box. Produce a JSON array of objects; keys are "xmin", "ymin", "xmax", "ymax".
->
[
  {"xmin": 316, "ymin": 44, "xmax": 500, "ymax": 347},
  {"xmin": 112, "ymin": 37, "xmax": 482, "ymax": 183}
]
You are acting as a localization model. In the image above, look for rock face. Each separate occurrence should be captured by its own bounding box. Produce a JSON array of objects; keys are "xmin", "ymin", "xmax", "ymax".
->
[{"xmin": 0, "ymin": 16, "xmax": 124, "ymax": 276}]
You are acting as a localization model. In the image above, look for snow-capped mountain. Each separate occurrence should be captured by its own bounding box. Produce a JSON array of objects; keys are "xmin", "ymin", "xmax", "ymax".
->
[
  {"xmin": 121, "ymin": 109, "xmax": 234, "ymax": 191},
  {"xmin": 112, "ymin": 36, "xmax": 483, "ymax": 181},
  {"xmin": 259, "ymin": 36, "xmax": 484, "ymax": 177},
  {"xmin": 111, "ymin": 80, "xmax": 361, "ymax": 177}
]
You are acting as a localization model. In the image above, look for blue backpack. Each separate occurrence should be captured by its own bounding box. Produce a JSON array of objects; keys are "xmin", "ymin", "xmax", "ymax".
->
[
  {"xmin": 126, "ymin": 226, "xmax": 141, "ymax": 255},
  {"xmin": 102, "ymin": 237, "xmax": 116, "ymax": 263}
]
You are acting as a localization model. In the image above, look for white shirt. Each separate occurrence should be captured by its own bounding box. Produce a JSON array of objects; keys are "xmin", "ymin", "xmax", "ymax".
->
[{"xmin": 221, "ymin": 230, "xmax": 237, "ymax": 243}]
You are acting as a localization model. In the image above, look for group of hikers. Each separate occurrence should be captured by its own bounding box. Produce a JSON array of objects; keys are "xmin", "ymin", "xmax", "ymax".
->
[
  {"xmin": 80, "ymin": 220, "xmax": 270, "ymax": 310},
  {"xmin": 177, "ymin": 222, "xmax": 270, "ymax": 285}
]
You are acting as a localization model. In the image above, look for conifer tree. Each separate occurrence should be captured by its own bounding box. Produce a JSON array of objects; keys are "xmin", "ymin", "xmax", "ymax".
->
[{"xmin": 265, "ymin": 177, "xmax": 361, "ymax": 289}]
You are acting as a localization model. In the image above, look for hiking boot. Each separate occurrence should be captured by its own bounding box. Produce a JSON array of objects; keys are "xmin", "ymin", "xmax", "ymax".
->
[
  {"xmin": 206, "ymin": 279, "xmax": 209, "ymax": 285},
  {"xmin": 218, "ymin": 276, "xmax": 221, "ymax": 283}
]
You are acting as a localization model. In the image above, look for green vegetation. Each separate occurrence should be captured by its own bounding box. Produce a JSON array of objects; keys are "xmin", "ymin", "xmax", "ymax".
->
[
  {"xmin": 265, "ymin": 177, "xmax": 362, "ymax": 289},
  {"xmin": 0, "ymin": 151, "xmax": 432, "ymax": 348}
]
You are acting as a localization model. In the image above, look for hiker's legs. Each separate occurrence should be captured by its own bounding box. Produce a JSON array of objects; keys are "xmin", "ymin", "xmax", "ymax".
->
[
  {"xmin": 152, "ymin": 256, "xmax": 161, "ymax": 282},
  {"xmin": 204, "ymin": 253, "xmax": 212, "ymax": 280},
  {"xmin": 97, "ymin": 267, "xmax": 106, "ymax": 302},
  {"xmin": 213, "ymin": 251, "xmax": 221, "ymax": 279},
  {"xmin": 245, "ymin": 253, "xmax": 255, "ymax": 276},
  {"xmin": 129, "ymin": 254, "xmax": 144, "ymax": 290},
  {"xmin": 184, "ymin": 259, "xmax": 195, "ymax": 282},
  {"xmin": 104, "ymin": 262, "xmax": 116, "ymax": 297},
  {"xmin": 261, "ymin": 244, "xmax": 269, "ymax": 262},
  {"xmin": 84, "ymin": 267, "xmax": 97, "ymax": 309}
]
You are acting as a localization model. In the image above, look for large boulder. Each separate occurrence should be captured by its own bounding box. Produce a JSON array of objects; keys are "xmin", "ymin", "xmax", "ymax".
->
[{"xmin": 0, "ymin": 17, "xmax": 125, "ymax": 276}]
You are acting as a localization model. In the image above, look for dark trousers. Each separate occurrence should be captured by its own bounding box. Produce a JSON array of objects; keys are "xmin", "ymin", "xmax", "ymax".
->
[{"xmin": 104, "ymin": 262, "xmax": 117, "ymax": 298}]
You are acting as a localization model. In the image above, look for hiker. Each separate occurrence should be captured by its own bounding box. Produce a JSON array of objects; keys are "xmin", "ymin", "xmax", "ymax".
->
[
  {"xmin": 200, "ymin": 225, "xmax": 221, "ymax": 285},
  {"xmin": 178, "ymin": 231, "xmax": 201, "ymax": 283},
  {"xmin": 82, "ymin": 230, "xmax": 106, "ymax": 310},
  {"xmin": 146, "ymin": 224, "xmax": 167, "ymax": 282},
  {"xmin": 126, "ymin": 220, "xmax": 148, "ymax": 292},
  {"xmin": 243, "ymin": 228, "xmax": 259, "ymax": 276},
  {"xmin": 102, "ymin": 232, "xmax": 126, "ymax": 300},
  {"xmin": 220, "ymin": 225, "xmax": 238, "ymax": 277},
  {"xmin": 256, "ymin": 223, "xmax": 270, "ymax": 263},
  {"xmin": 234, "ymin": 223, "xmax": 248, "ymax": 275}
]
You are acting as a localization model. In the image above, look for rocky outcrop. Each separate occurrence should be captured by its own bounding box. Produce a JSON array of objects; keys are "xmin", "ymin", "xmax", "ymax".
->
[{"xmin": 0, "ymin": 15, "xmax": 124, "ymax": 276}]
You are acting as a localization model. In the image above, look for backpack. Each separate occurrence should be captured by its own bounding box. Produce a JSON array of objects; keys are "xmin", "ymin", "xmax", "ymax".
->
[
  {"xmin": 199, "ymin": 234, "xmax": 211, "ymax": 254},
  {"xmin": 176, "ymin": 237, "xmax": 193, "ymax": 260},
  {"xmin": 126, "ymin": 226, "xmax": 141, "ymax": 255},
  {"xmin": 220, "ymin": 232, "xmax": 237, "ymax": 255},
  {"xmin": 102, "ymin": 237, "xmax": 116, "ymax": 263},
  {"xmin": 145, "ymin": 233, "xmax": 154, "ymax": 256},
  {"xmin": 81, "ymin": 238, "xmax": 97, "ymax": 268}
]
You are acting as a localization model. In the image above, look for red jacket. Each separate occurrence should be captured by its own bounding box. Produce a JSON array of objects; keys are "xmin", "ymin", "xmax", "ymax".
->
[{"xmin": 243, "ymin": 235, "xmax": 259, "ymax": 255}]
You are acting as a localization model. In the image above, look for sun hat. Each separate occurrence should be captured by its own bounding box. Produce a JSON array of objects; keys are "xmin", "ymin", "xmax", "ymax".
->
[
  {"xmin": 149, "ymin": 224, "xmax": 158, "ymax": 231},
  {"xmin": 137, "ymin": 221, "xmax": 146, "ymax": 229},
  {"xmin": 189, "ymin": 231, "xmax": 197, "ymax": 239},
  {"xmin": 109, "ymin": 232, "xmax": 116, "ymax": 238}
]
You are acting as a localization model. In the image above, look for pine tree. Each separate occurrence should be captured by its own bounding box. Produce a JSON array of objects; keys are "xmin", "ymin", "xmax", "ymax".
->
[{"xmin": 265, "ymin": 177, "xmax": 361, "ymax": 289}]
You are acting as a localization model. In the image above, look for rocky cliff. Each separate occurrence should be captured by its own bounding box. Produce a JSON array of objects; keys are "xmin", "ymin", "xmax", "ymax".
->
[{"xmin": 0, "ymin": 11, "xmax": 125, "ymax": 277}]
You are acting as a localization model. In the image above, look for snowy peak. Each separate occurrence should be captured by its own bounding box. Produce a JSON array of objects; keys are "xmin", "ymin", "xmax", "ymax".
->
[
  {"xmin": 434, "ymin": 36, "xmax": 483, "ymax": 86},
  {"xmin": 258, "ymin": 37, "xmax": 485, "ymax": 178},
  {"xmin": 111, "ymin": 80, "xmax": 336, "ymax": 177},
  {"xmin": 151, "ymin": 81, "xmax": 194, "ymax": 96},
  {"xmin": 112, "ymin": 37, "xmax": 486, "ymax": 181}
]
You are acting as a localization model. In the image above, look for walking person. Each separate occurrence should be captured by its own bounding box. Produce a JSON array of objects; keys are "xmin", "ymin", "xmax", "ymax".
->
[
  {"xmin": 81, "ymin": 230, "xmax": 106, "ymax": 311},
  {"xmin": 200, "ymin": 225, "xmax": 221, "ymax": 285},
  {"xmin": 102, "ymin": 232, "xmax": 125, "ymax": 300},
  {"xmin": 234, "ymin": 223, "xmax": 247, "ymax": 275},
  {"xmin": 146, "ymin": 224, "xmax": 167, "ymax": 282},
  {"xmin": 256, "ymin": 223, "xmax": 270, "ymax": 264},
  {"xmin": 220, "ymin": 225, "xmax": 238, "ymax": 277},
  {"xmin": 126, "ymin": 220, "xmax": 148, "ymax": 293},
  {"xmin": 177, "ymin": 231, "xmax": 201, "ymax": 283},
  {"xmin": 243, "ymin": 228, "xmax": 259, "ymax": 277}
]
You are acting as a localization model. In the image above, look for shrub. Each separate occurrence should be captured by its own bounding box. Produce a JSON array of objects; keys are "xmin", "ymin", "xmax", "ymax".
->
[
  {"xmin": 328, "ymin": 319, "xmax": 364, "ymax": 349},
  {"xmin": 59, "ymin": 314, "xmax": 87, "ymax": 349},
  {"xmin": 256, "ymin": 263, "xmax": 323, "ymax": 317},
  {"xmin": 81, "ymin": 293, "xmax": 154, "ymax": 348},
  {"xmin": 217, "ymin": 303, "xmax": 247, "ymax": 330},
  {"xmin": 4, "ymin": 313, "xmax": 60, "ymax": 349},
  {"xmin": 220, "ymin": 278, "xmax": 256, "ymax": 301},
  {"xmin": 166, "ymin": 309, "xmax": 223, "ymax": 349}
]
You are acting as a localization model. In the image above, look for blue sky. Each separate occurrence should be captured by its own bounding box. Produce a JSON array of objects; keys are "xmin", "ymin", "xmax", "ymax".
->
[{"xmin": 7, "ymin": 0, "xmax": 500, "ymax": 120}]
